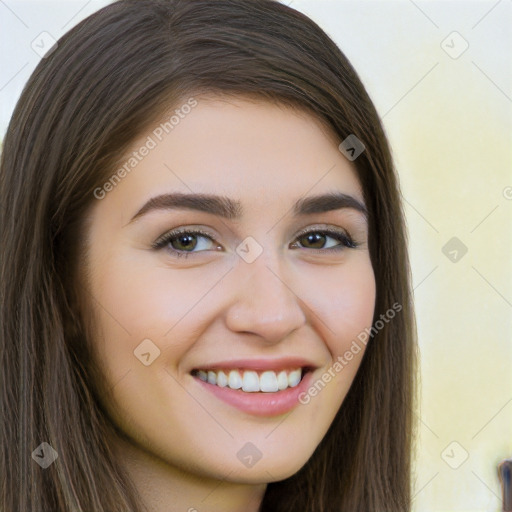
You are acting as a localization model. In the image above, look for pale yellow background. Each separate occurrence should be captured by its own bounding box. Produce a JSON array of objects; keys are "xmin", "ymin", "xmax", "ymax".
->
[{"xmin": 1, "ymin": 1, "xmax": 511, "ymax": 511}]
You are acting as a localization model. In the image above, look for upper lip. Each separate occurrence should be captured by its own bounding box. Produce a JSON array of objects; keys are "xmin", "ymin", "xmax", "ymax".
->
[{"xmin": 192, "ymin": 357, "xmax": 318, "ymax": 372}]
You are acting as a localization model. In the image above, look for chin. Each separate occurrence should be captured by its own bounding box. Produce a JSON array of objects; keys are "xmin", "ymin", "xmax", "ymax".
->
[{"xmin": 200, "ymin": 444, "xmax": 317, "ymax": 485}]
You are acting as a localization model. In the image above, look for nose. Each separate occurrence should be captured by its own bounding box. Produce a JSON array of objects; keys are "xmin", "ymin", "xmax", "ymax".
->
[{"xmin": 224, "ymin": 254, "xmax": 307, "ymax": 344}]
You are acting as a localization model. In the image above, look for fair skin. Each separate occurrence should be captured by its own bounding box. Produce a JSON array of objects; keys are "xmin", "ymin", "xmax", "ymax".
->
[{"xmin": 81, "ymin": 96, "xmax": 376, "ymax": 512}]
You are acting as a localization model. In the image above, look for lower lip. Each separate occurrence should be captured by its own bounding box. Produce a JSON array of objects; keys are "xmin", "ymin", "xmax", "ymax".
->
[{"xmin": 192, "ymin": 371, "xmax": 314, "ymax": 417}]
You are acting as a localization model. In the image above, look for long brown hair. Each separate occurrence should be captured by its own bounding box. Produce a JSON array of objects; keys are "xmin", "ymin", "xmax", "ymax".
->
[{"xmin": 0, "ymin": 1, "xmax": 417, "ymax": 510}]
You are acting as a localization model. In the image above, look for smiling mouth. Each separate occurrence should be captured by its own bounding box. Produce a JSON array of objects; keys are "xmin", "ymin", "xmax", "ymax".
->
[{"xmin": 190, "ymin": 367, "xmax": 312, "ymax": 393}]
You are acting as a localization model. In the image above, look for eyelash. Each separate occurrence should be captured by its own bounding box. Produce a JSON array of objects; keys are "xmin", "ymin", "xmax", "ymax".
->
[{"xmin": 151, "ymin": 226, "xmax": 358, "ymax": 259}]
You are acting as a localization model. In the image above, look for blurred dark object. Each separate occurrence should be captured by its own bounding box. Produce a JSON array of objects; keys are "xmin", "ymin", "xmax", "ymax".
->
[{"xmin": 499, "ymin": 459, "xmax": 512, "ymax": 512}]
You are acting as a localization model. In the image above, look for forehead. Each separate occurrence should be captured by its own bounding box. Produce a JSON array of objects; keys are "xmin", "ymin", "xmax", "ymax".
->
[{"xmin": 97, "ymin": 96, "xmax": 364, "ymax": 222}]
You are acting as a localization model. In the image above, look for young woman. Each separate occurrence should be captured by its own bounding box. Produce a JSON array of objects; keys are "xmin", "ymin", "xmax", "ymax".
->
[{"xmin": 0, "ymin": 1, "xmax": 418, "ymax": 510}]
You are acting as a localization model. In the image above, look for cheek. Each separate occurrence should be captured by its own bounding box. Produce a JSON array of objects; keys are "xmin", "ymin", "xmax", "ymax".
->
[
  {"xmin": 86, "ymin": 251, "xmax": 242, "ymax": 407},
  {"xmin": 273, "ymin": 256, "xmax": 376, "ymax": 459},
  {"xmin": 297, "ymin": 254, "xmax": 376, "ymax": 356},
  {"xmin": 89, "ymin": 250, "xmax": 229, "ymax": 346}
]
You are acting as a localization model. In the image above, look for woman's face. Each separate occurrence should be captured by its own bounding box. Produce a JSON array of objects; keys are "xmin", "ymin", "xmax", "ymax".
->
[{"xmin": 82, "ymin": 96, "xmax": 376, "ymax": 484}]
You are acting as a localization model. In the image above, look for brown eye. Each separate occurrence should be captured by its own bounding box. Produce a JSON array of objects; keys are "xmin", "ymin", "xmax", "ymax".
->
[
  {"xmin": 291, "ymin": 228, "xmax": 357, "ymax": 251},
  {"xmin": 298, "ymin": 232, "xmax": 328, "ymax": 249},
  {"xmin": 152, "ymin": 229, "xmax": 219, "ymax": 258},
  {"xmin": 171, "ymin": 233, "xmax": 198, "ymax": 251}
]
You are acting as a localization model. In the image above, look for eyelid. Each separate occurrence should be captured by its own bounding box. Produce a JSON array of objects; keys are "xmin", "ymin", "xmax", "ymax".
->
[
  {"xmin": 294, "ymin": 224, "xmax": 353, "ymax": 242},
  {"xmin": 152, "ymin": 223, "xmax": 360, "ymax": 258},
  {"xmin": 151, "ymin": 227, "xmax": 217, "ymax": 250}
]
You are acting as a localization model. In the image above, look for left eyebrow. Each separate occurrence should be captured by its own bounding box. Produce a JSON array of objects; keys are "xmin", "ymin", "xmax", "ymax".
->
[
  {"xmin": 127, "ymin": 191, "xmax": 367, "ymax": 225},
  {"xmin": 293, "ymin": 192, "xmax": 367, "ymax": 217}
]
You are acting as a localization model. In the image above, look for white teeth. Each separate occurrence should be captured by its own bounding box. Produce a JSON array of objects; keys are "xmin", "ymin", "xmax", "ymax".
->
[
  {"xmin": 228, "ymin": 370, "xmax": 242, "ymax": 389},
  {"xmin": 277, "ymin": 371, "xmax": 288, "ymax": 390},
  {"xmin": 259, "ymin": 371, "xmax": 279, "ymax": 392},
  {"xmin": 288, "ymin": 369, "xmax": 301, "ymax": 388},
  {"xmin": 195, "ymin": 368, "xmax": 304, "ymax": 392},
  {"xmin": 217, "ymin": 370, "xmax": 228, "ymax": 387},
  {"xmin": 242, "ymin": 371, "xmax": 260, "ymax": 392}
]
